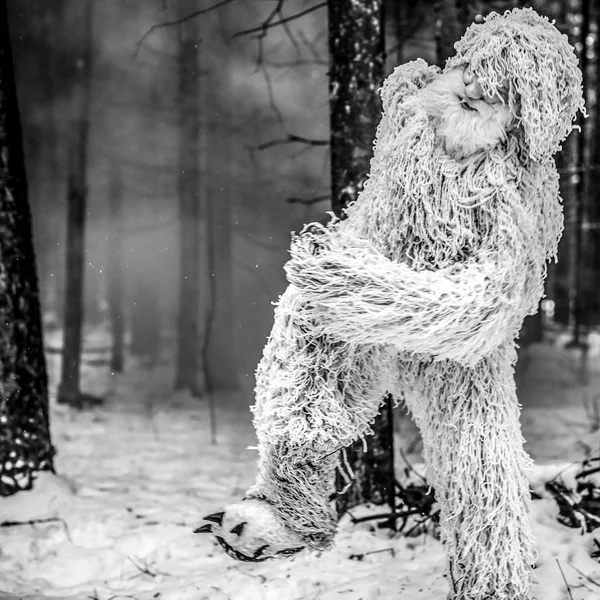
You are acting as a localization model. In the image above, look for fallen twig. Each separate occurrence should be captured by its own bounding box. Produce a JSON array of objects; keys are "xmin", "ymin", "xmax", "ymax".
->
[{"xmin": 556, "ymin": 559, "xmax": 575, "ymax": 600}]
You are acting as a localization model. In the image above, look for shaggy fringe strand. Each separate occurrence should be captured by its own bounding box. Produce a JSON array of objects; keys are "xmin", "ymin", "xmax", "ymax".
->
[{"xmin": 247, "ymin": 8, "xmax": 584, "ymax": 599}]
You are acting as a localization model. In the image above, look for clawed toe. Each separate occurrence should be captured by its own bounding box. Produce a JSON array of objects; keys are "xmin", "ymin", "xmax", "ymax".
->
[{"xmin": 194, "ymin": 500, "xmax": 308, "ymax": 562}]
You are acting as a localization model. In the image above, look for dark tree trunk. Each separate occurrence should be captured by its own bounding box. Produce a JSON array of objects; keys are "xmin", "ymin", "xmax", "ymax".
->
[
  {"xmin": 578, "ymin": 0, "xmax": 599, "ymax": 330},
  {"xmin": 328, "ymin": 0, "xmax": 395, "ymax": 515},
  {"xmin": 552, "ymin": 0, "xmax": 587, "ymax": 340},
  {"xmin": 390, "ymin": 0, "xmax": 407, "ymax": 65},
  {"xmin": 0, "ymin": 0, "xmax": 54, "ymax": 496},
  {"xmin": 107, "ymin": 167, "xmax": 124, "ymax": 373},
  {"xmin": 129, "ymin": 274, "xmax": 161, "ymax": 364},
  {"xmin": 57, "ymin": 0, "xmax": 93, "ymax": 407},
  {"xmin": 205, "ymin": 177, "xmax": 237, "ymax": 391},
  {"xmin": 435, "ymin": 0, "xmax": 463, "ymax": 67},
  {"xmin": 204, "ymin": 59, "xmax": 238, "ymax": 392},
  {"xmin": 175, "ymin": 13, "xmax": 202, "ymax": 397},
  {"xmin": 590, "ymin": 0, "xmax": 600, "ymax": 326},
  {"xmin": 572, "ymin": 0, "xmax": 591, "ymax": 342}
]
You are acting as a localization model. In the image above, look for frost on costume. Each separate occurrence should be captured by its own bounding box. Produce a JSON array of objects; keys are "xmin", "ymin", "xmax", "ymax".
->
[{"xmin": 197, "ymin": 8, "xmax": 584, "ymax": 599}]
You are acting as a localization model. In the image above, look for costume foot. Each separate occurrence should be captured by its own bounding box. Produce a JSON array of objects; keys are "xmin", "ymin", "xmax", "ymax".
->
[{"xmin": 194, "ymin": 498, "xmax": 307, "ymax": 562}]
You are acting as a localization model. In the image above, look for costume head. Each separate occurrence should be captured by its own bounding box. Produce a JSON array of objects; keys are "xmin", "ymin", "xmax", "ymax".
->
[{"xmin": 446, "ymin": 7, "xmax": 586, "ymax": 162}]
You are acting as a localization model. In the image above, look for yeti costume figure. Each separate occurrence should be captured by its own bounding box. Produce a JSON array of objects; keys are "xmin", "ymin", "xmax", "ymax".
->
[{"xmin": 198, "ymin": 9, "xmax": 585, "ymax": 599}]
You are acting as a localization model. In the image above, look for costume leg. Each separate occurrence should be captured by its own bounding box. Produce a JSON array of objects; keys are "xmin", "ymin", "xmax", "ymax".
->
[
  {"xmin": 198, "ymin": 286, "xmax": 398, "ymax": 559},
  {"xmin": 400, "ymin": 345, "xmax": 535, "ymax": 600}
]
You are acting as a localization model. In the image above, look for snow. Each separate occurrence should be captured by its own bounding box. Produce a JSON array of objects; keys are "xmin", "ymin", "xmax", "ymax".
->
[{"xmin": 1, "ymin": 328, "xmax": 600, "ymax": 599}]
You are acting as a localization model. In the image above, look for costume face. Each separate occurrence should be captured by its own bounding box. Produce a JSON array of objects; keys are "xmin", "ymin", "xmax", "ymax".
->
[{"xmin": 420, "ymin": 65, "xmax": 514, "ymax": 159}]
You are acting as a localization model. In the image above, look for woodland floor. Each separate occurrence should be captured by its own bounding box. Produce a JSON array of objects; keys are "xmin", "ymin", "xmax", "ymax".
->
[{"xmin": 0, "ymin": 328, "xmax": 600, "ymax": 599}]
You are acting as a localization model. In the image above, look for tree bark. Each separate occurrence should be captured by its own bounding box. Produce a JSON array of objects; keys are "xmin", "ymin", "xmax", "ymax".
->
[
  {"xmin": 0, "ymin": 0, "xmax": 54, "ymax": 496},
  {"xmin": 107, "ymin": 167, "xmax": 124, "ymax": 373},
  {"xmin": 328, "ymin": 0, "xmax": 395, "ymax": 514},
  {"xmin": 204, "ymin": 43, "xmax": 238, "ymax": 392},
  {"xmin": 175, "ymin": 12, "xmax": 203, "ymax": 397},
  {"xmin": 435, "ymin": 0, "xmax": 463, "ymax": 67},
  {"xmin": 57, "ymin": 0, "xmax": 93, "ymax": 407},
  {"xmin": 590, "ymin": 0, "xmax": 600, "ymax": 326},
  {"xmin": 129, "ymin": 273, "xmax": 161, "ymax": 364},
  {"xmin": 204, "ymin": 174, "xmax": 238, "ymax": 391},
  {"xmin": 577, "ymin": 0, "xmax": 599, "ymax": 332},
  {"xmin": 390, "ymin": 0, "xmax": 407, "ymax": 65}
]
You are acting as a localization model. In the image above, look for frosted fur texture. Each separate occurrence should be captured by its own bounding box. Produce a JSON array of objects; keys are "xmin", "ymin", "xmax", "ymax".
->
[{"xmin": 240, "ymin": 8, "xmax": 584, "ymax": 600}]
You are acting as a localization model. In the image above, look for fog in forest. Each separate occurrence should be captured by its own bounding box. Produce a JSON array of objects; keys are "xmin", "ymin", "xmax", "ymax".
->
[
  {"xmin": 8, "ymin": 0, "xmax": 341, "ymax": 396},
  {"xmin": 3, "ymin": 1, "xmax": 600, "ymax": 598}
]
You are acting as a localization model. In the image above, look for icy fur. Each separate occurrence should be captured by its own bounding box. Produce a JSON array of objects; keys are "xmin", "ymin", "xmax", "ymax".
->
[
  {"xmin": 446, "ymin": 8, "xmax": 586, "ymax": 162},
  {"xmin": 247, "ymin": 8, "xmax": 584, "ymax": 600}
]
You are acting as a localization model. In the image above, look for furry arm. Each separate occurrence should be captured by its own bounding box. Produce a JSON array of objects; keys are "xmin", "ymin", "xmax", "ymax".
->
[{"xmin": 284, "ymin": 187, "xmax": 547, "ymax": 367}]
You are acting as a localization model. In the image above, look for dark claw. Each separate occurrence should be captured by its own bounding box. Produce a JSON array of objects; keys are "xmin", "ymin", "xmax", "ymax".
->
[
  {"xmin": 215, "ymin": 536, "xmax": 270, "ymax": 562},
  {"xmin": 278, "ymin": 546, "xmax": 304, "ymax": 556},
  {"xmin": 204, "ymin": 511, "xmax": 225, "ymax": 526},
  {"xmin": 253, "ymin": 544, "xmax": 270, "ymax": 559},
  {"xmin": 194, "ymin": 523, "xmax": 213, "ymax": 533},
  {"xmin": 230, "ymin": 522, "xmax": 246, "ymax": 536}
]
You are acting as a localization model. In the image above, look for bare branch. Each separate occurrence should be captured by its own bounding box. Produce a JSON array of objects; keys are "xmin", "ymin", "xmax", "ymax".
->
[
  {"xmin": 297, "ymin": 29, "xmax": 325, "ymax": 64},
  {"xmin": 134, "ymin": 0, "xmax": 235, "ymax": 57},
  {"xmin": 286, "ymin": 194, "xmax": 330, "ymax": 205},
  {"xmin": 556, "ymin": 559, "xmax": 575, "ymax": 600},
  {"xmin": 259, "ymin": 66, "xmax": 286, "ymax": 128},
  {"xmin": 263, "ymin": 58, "xmax": 327, "ymax": 68},
  {"xmin": 234, "ymin": 2, "xmax": 327, "ymax": 38},
  {"xmin": 257, "ymin": 134, "xmax": 329, "ymax": 151}
]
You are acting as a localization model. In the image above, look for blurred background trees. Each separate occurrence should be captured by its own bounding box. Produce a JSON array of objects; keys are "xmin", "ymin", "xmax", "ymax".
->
[{"xmin": 2, "ymin": 0, "xmax": 599, "ymax": 502}]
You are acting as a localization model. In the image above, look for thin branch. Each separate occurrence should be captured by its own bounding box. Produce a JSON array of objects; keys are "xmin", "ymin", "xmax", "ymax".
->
[
  {"xmin": 399, "ymin": 447, "xmax": 427, "ymax": 483},
  {"xmin": 234, "ymin": 2, "xmax": 327, "ymax": 38},
  {"xmin": 556, "ymin": 559, "xmax": 575, "ymax": 600},
  {"xmin": 134, "ymin": 0, "xmax": 235, "ymax": 57},
  {"xmin": 257, "ymin": 134, "xmax": 329, "ymax": 151},
  {"xmin": 259, "ymin": 66, "xmax": 286, "ymax": 128},
  {"xmin": 1, "ymin": 516, "xmax": 73, "ymax": 542},
  {"xmin": 262, "ymin": 58, "xmax": 328, "ymax": 68},
  {"xmin": 286, "ymin": 194, "xmax": 330, "ymax": 205},
  {"xmin": 252, "ymin": 0, "xmax": 284, "ymax": 44},
  {"xmin": 576, "ymin": 465, "xmax": 600, "ymax": 479},
  {"xmin": 297, "ymin": 29, "xmax": 325, "ymax": 64}
]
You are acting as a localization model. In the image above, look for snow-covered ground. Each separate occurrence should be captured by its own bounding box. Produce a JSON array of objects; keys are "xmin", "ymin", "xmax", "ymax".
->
[{"xmin": 1, "ymin": 328, "xmax": 600, "ymax": 599}]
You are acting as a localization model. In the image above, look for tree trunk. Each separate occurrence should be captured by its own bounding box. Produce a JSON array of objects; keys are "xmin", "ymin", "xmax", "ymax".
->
[
  {"xmin": 204, "ymin": 52, "xmax": 238, "ymax": 392},
  {"xmin": 107, "ymin": 167, "xmax": 124, "ymax": 373},
  {"xmin": 390, "ymin": 0, "xmax": 407, "ymax": 65},
  {"xmin": 590, "ymin": 0, "xmax": 600, "ymax": 327},
  {"xmin": 204, "ymin": 176, "xmax": 238, "ymax": 391},
  {"xmin": 578, "ymin": 0, "xmax": 599, "ymax": 331},
  {"xmin": 0, "ymin": 0, "xmax": 54, "ymax": 496},
  {"xmin": 435, "ymin": 0, "xmax": 463, "ymax": 68},
  {"xmin": 175, "ymin": 12, "xmax": 202, "ymax": 397},
  {"xmin": 552, "ymin": 0, "xmax": 586, "ymax": 340},
  {"xmin": 328, "ymin": 0, "xmax": 395, "ymax": 514},
  {"xmin": 57, "ymin": 0, "xmax": 93, "ymax": 407},
  {"xmin": 129, "ymin": 273, "xmax": 161, "ymax": 364}
]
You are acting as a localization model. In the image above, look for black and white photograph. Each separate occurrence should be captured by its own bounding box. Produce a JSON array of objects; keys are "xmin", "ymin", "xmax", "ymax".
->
[{"xmin": 1, "ymin": 1, "xmax": 600, "ymax": 598}]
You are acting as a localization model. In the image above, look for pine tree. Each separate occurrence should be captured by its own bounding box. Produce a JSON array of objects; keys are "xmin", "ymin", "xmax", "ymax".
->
[{"xmin": 0, "ymin": 0, "xmax": 54, "ymax": 496}]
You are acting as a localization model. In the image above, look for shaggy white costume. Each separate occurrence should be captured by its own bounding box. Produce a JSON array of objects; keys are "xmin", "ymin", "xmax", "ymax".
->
[{"xmin": 198, "ymin": 9, "xmax": 585, "ymax": 599}]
